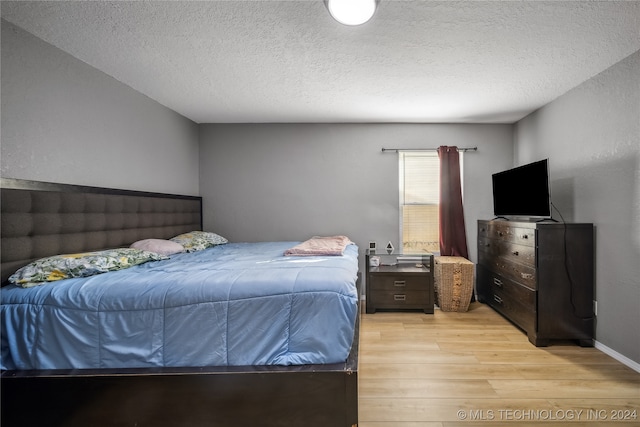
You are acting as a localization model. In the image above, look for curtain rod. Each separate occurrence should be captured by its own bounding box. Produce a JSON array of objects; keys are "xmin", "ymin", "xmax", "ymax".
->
[{"xmin": 382, "ymin": 147, "xmax": 478, "ymax": 153}]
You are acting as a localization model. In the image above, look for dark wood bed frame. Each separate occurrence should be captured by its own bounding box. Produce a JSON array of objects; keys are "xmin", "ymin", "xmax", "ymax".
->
[{"xmin": 0, "ymin": 178, "xmax": 360, "ymax": 427}]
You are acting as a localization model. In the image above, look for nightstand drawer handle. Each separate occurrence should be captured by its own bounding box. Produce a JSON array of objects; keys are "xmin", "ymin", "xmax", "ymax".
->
[
  {"xmin": 493, "ymin": 278, "xmax": 503, "ymax": 287},
  {"xmin": 493, "ymin": 295, "xmax": 503, "ymax": 304},
  {"xmin": 393, "ymin": 280, "xmax": 406, "ymax": 287},
  {"xmin": 394, "ymin": 294, "xmax": 406, "ymax": 301}
]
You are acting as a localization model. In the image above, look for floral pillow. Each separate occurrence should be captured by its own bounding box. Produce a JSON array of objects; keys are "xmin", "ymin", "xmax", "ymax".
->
[
  {"xmin": 9, "ymin": 248, "xmax": 167, "ymax": 288},
  {"xmin": 130, "ymin": 239, "xmax": 185, "ymax": 256},
  {"xmin": 169, "ymin": 231, "xmax": 228, "ymax": 252}
]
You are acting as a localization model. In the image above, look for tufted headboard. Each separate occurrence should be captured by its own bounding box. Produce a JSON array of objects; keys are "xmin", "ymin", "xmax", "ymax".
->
[{"xmin": 1, "ymin": 178, "xmax": 202, "ymax": 285}]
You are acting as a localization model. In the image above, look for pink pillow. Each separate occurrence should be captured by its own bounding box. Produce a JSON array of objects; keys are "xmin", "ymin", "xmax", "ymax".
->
[{"xmin": 130, "ymin": 239, "xmax": 185, "ymax": 256}]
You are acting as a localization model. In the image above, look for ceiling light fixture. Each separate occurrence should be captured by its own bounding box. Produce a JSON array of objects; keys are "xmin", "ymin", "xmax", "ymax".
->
[{"xmin": 326, "ymin": 0, "xmax": 377, "ymax": 26}]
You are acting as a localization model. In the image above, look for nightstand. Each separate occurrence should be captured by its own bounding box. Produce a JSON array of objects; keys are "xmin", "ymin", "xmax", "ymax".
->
[{"xmin": 365, "ymin": 251, "xmax": 434, "ymax": 314}]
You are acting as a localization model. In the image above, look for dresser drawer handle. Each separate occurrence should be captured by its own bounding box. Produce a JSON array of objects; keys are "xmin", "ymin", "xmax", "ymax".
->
[
  {"xmin": 394, "ymin": 294, "xmax": 406, "ymax": 301},
  {"xmin": 493, "ymin": 278, "xmax": 503, "ymax": 287},
  {"xmin": 522, "ymin": 234, "xmax": 529, "ymax": 239},
  {"xmin": 512, "ymin": 251, "xmax": 519, "ymax": 256},
  {"xmin": 394, "ymin": 280, "xmax": 406, "ymax": 287},
  {"xmin": 493, "ymin": 295, "xmax": 503, "ymax": 304}
]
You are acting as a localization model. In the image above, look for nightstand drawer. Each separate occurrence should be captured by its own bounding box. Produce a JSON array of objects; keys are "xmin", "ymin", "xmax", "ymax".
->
[
  {"xmin": 370, "ymin": 290, "xmax": 428, "ymax": 309},
  {"xmin": 369, "ymin": 275, "xmax": 426, "ymax": 291}
]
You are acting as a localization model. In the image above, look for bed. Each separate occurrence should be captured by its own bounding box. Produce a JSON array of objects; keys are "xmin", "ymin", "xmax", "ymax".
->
[{"xmin": 0, "ymin": 178, "xmax": 361, "ymax": 427}]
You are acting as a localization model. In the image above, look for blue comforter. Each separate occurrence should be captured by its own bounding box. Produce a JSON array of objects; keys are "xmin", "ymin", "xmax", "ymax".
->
[{"xmin": 1, "ymin": 242, "xmax": 359, "ymax": 370}]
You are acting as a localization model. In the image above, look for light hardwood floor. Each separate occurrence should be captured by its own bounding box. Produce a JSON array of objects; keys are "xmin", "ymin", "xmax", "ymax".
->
[{"xmin": 358, "ymin": 302, "xmax": 640, "ymax": 426}]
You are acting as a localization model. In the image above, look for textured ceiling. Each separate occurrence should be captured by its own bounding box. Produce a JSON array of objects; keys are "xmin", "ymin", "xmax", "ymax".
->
[{"xmin": 2, "ymin": 1, "xmax": 640, "ymax": 124}]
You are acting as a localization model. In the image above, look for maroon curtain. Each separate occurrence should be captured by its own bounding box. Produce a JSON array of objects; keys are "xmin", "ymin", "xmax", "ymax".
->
[{"xmin": 438, "ymin": 146, "xmax": 469, "ymax": 259}]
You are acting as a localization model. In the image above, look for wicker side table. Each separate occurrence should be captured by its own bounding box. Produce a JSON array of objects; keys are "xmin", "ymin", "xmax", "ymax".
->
[{"xmin": 434, "ymin": 256, "xmax": 474, "ymax": 312}]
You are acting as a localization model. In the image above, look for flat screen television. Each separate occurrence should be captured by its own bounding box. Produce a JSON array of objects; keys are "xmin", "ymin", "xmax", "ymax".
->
[{"xmin": 492, "ymin": 159, "xmax": 551, "ymax": 219}]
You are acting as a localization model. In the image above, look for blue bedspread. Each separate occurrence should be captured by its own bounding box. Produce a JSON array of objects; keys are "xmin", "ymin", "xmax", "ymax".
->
[{"xmin": 1, "ymin": 242, "xmax": 359, "ymax": 370}]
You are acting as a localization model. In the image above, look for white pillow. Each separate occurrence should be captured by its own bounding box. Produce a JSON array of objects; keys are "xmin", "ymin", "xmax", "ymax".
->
[{"xmin": 130, "ymin": 239, "xmax": 185, "ymax": 256}]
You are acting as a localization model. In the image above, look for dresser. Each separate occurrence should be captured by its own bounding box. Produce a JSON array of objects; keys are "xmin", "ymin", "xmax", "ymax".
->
[
  {"xmin": 365, "ymin": 252, "xmax": 434, "ymax": 314},
  {"xmin": 477, "ymin": 220, "xmax": 594, "ymax": 346}
]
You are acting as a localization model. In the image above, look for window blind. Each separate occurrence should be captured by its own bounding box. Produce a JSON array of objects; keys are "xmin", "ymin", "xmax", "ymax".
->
[
  {"xmin": 399, "ymin": 151, "xmax": 463, "ymax": 254},
  {"xmin": 400, "ymin": 152, "xmax": 440, "ymax": 253}
]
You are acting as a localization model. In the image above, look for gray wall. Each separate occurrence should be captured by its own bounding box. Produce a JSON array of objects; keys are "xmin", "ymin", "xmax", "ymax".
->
[
  {"xmin": 199, "ymin": 123, "xmax": 513, "ymax": 275},
  {"xmin": 0, "ymin": 20, "xmax": 200, "ymax": 195},
  {"xmin": 515, "ymin": 50, "xmax": 640, "ymax": 364}
]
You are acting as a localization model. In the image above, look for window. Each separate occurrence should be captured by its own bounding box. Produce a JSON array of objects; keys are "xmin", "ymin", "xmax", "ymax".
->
[{"xmin": 399, "ymin": 151, "xmax": 463, "ymax": 253}]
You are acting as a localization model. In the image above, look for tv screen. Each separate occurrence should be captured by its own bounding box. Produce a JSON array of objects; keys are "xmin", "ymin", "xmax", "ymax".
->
[{"xmin": 492, "ymin": 159, "xmax": 551, "ymax": 218}]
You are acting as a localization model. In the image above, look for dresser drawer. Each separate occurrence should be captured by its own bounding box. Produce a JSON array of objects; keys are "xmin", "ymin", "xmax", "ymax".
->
[
  {"xmin": 478, "ymin": 250, "xmax": 537, "ymax": 290},
  {"xmin": 478, "ymin": 266, "xmax": 536, "ymax": 331},
  {"xmin": 478, "ymin": 237, "xmax": 535, "ymax": 268},
  {"xmin": 369, "ymin": 275, "xmax": 427, "ymax": 291},
  {"xmin": 490, "ymin": 288, "xmax": 536, "ymax": 334},
  {"xmin": 483, "ymin": 270, "xmax": 536, "ymax": 308},
  {"xmin": 370, "ymin": 290, "xmax": 429, "ymax": 309},
  {"xmin": 479, "ymin": 222, "xmax": 535, "ymax": 247}
]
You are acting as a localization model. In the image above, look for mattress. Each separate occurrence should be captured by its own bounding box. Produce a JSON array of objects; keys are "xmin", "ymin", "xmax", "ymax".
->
[{"xmin": 1, "ymin": 242, "xmax": 359, "ymax": 370}]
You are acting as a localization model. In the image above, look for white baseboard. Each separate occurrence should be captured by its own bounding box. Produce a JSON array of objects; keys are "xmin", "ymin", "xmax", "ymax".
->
[{"xmin": 594, "ymin": 340, "xmax": 640, "ymax": 373}]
